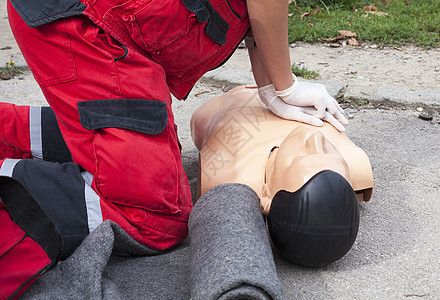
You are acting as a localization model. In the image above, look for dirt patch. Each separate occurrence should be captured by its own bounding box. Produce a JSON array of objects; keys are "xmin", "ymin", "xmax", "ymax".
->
[{"xmin": 226, "ymin": 43, "xmax": 440, "ymax": 94}]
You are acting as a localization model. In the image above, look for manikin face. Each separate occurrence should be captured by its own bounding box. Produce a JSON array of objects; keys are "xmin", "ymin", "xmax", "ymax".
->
[{"xmin": 260, "ymin": 126, "xmax": 351, "ymax": 215}]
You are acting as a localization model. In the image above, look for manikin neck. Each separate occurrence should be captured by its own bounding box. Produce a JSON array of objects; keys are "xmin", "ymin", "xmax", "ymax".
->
[{"xmin": 261, "ymin": 146, "xmax": 279, "ymax": 215}]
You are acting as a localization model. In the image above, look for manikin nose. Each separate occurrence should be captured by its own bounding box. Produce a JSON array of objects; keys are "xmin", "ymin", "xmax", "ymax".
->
[{"xmin": 304, "ymin": 132, "xmax": 327, "ymax": 154}]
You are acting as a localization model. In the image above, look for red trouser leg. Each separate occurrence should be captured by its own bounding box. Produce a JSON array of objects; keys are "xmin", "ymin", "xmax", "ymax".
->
[
  {"xmin": 0, "ymin": 202, "xmax": 51, "ymax": 299},
  {"xmin": 0, "ymin": 179, "xmax": 62, "ymax": 300},
  {"xmin": 0, "ymin": 104, "xmax": 32, "ymax": 160},
  {"xmin": 8, "ymin": 2, "xmax": 192, "ymax": 250},
  {"xmin": 0, "ymin": 104, "xmax": 72, "ymax": 162},
  {"xmin": 0, "ymin": 107, "xmax": 93, "ymax": 297},
  {"xmin": 0, "ymin": 156, "xmax": 97, "ymax": 259}
]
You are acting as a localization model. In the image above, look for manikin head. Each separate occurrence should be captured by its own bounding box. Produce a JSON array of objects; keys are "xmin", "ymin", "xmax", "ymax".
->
[{"xmin": 262, "ymin": 126, "xmax": 359, "ymax": 267}]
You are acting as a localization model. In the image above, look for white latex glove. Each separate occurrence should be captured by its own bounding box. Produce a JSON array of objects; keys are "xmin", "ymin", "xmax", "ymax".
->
[
  {"xmin": 258, "ymin": 84, "xmax": 346, "ymax": 132},
  {"xmin": 274, "ymin": 74, "xmax": 348, "ymax": 126}
]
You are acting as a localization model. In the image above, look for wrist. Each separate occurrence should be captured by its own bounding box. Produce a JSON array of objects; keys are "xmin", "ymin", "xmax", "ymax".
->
[
  {"xmin": 258, "ymin": 83, "xmax": 274, "ymax": 93},
  {"xmin": 274, "ymin": 73, "xmax": 298, "ymax": 97},
  {"xmin": 273, "ymin": 73, "xmax": 296, "ymax": 91}
]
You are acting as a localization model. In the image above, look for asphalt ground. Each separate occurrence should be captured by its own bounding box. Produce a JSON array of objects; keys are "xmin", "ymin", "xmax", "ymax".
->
[{"xmin": 2, "ymin": 72, "xmax": 439, "ymax": 299}]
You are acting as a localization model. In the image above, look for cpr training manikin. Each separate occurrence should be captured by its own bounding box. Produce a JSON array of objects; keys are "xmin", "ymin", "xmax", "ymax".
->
[{"xmin": 191, "ymin": 85, "xmax": 373, "ymax": 267}]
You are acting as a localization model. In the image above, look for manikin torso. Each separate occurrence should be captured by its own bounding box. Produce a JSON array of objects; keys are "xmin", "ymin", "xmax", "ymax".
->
[{"xmin": 191, "ymin": 85, "xmax": 373, "ymax": 212}]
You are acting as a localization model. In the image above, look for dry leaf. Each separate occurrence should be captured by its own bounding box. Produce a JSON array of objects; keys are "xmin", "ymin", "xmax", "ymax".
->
[
  {"xmin": 319, "ymin": 31, "xmax": 360, "ymax": 47},
  {"xmin": 195, "ymin": 91, "xmax": 209, "ymax": 96},
  {"xmin": 301, "ymin": 12, "xmax": 310, "ymax": 20},
  {"xmin": 318, "ymin": 36, "xmax": 341, "ymax": 42},
  {"xmin": 288, "ymin": 13, "xmax": 294, "ymax": 17},
  {"xmin": 363, "ymin": 4, "xmax": 377, "ymax": 12},
  {"xmin": 308, "ymin": 23, "xmax": 314, "ymax": 27},
  {"xmin": 348, "ymin": 38, "xmax": 360, "ymax": 47},
  {"xmin": 301, "ymin": 7, "xmax": 321, "ymax": 20},
  {"xmin": 318, "ymin": 30, "xmax": 358, "ymax": 46},
  {"xmin": 338, "ymin": 30, "xmax": 357, "ymax": 38},
  {"xmin": 392, "ymin": 46, "xmax": 403, "ymax": 51}
]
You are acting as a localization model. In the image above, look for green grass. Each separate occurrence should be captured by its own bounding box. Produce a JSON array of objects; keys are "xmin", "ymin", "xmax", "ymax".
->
[
  {"xmin": 288, "ymin": 0, "xmax": 440, "ymax": 48},
  {"xmin": 0, "ymin": 62, "xmax": 22, "ymax": 77},
  {"xmin": 292, "ymin": 64, "xmax": 320, "ymax": 79}
]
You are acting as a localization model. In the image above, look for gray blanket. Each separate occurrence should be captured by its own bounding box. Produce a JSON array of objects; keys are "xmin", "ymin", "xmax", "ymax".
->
[{"xmin": 22, "ymin": 184, "xmax": 285, "ymax": 300}]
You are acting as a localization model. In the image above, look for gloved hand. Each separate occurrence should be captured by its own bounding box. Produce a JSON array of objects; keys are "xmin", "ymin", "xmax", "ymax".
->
[
  {"xmin": 258, "ymin": 84, "xmax": 346, "ymax": 132},
  {"xmin": 274, "ymin": 74, "xmax": 348, "ymax": 127}
]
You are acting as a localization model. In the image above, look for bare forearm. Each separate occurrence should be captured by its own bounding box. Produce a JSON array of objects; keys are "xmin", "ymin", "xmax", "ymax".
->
[
  {"xmin": 248, "ymin": 46, "xmax": 272, "ymax": 87},
  {"xmin": 246, "ymin": 0, "xmax": 293, "ymax": 90}
]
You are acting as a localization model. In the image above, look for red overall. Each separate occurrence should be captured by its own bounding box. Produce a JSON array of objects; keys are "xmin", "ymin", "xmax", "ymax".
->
[
  {"xmin": 2, "ymin": 0, "xmax": 249, "ymax": 297},
  {"xmin": 7, "ymin": 0, "xmax": 249, "ymax": 249}
]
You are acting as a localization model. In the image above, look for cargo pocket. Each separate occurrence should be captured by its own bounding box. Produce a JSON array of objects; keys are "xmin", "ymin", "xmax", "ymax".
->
[
  {"xmin": 78, "ymin": 99, "xmax": 167, "ymax": 134},
  {"xmin": 158, "ymin": 0, "xmax": 244, "ymax": 74},
  {"xmin": 105, "ymin": 0, "xmax": 199, "ymax": 52},
  {"xmin": 77, "ymin": 99, "xmax": 183, "ymax": 215},
  {"xmin": 182, "ymin": 0, "xmax": 230, "ymax": 45},
  {"xmin": 28, "ymin": 19, "xmax": 77, "ymax": 87}
]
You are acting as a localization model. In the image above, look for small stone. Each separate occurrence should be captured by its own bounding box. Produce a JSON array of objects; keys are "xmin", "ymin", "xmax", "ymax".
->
[
  {"xmin": 290, "ymin": 43, "xmax": 297, "ymax": 48},
  {"xmin": 370, "ymin": 44, "xmax": 378, "ymax": 49},
  {"xmin": 329, "ymin": 43, "xmax": 341, "ymax": 48},
  {"xmin": 0, "ymin": 73, "xmax": 11, "ymax": 80},
  {"xmin": 419, "ymin": 111, "xmax": 433, "ymax": 121},
  {"xmin": 222, "ymin": 85, "xmax": 231, "ymax": 92},
  {"xmin": 401, "ymin": 106, "xmax": 407, "ymax": 110},
  {"xmin": 435, "ymin": 67, "xmax": 440, "ymax": 72},
  {"xmin": 347, "ymin": 114, "xmax": 355, "ymax": 119},
  {"xmin": 416, "ymin": 107, "xmax": 423, "ymax": 112},
  {"xmin": 18, "ymin": 75, "xmax": 25, "ymax": 80},
  {"xmin": 329, "ymin": 55, "xmax": 335, "ymax": 59}
]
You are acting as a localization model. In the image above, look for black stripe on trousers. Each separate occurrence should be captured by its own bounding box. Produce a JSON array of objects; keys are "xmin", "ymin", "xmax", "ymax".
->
[
  {"xmin": 41, "ymin": 107, "xmax": 73, "ymax": 163},
  {"xmin": 10, "ymin": 159, "xmax": 89, "ymax": 259}
]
